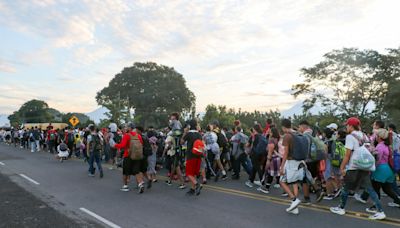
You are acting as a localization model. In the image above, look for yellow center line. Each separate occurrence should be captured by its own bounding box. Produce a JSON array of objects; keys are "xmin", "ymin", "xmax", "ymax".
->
[{"xmin": 78, "ymin": 159, "xmax": 400, "ymax": 226}]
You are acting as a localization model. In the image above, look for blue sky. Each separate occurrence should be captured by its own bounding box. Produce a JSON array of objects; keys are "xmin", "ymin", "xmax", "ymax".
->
[{"xmin": 1, "ymin": 0, "xmax": 400, "ymax": 115}]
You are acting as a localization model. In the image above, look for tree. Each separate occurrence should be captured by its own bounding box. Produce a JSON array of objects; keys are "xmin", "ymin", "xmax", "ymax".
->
[
  {"xmin": 8, "ymin": 99, "xmax": 53, "ymax": 125},
  {"xmin": 292, "ymin": 48, "xmax": 400, "ymax": 119},
  {"xmin": 96, "ymin": 62, "xmax": 196, "ymax": 128}
]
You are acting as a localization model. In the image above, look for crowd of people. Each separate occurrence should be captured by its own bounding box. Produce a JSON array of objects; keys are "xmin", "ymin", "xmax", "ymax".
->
[{"xmin": 1, "ymin": 113, "xmax": 399, "ymax": 220}]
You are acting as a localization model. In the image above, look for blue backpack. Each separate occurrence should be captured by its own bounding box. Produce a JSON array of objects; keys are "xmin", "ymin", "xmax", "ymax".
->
[
  {"xmin": 290, "ymin": 133, "xmax": 309, "ymax": 161},
  {"xmin": 254, "ymin": 134, "xmax": 268, "ymax": 156}
]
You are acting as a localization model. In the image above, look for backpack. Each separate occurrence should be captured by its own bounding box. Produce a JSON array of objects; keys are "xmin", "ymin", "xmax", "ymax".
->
[
  {"xmin": 254, "ymin": 134, "xmax": 268, "ymax": 156},
  {"xmin": 50, "ymin": 132, "xmax": 56, "ymax": 141},
  {"xmin": 349, "ymin": 133, "xmax": 375, "ymax": 171},
  {"xmin": 129, "ymin": 133, "xmax": 143, "ymax": 160},
  {"xmin": 290, "ymin": 132, "xmax": 309, "ymax": 161},
  {"xmin": 142, "ymin": 135, "xmax": 153, "ymax": 157},
  {"xmin": 68, "ymin": 133, "xmax": 74, "ymax": 144},
  {"xmin": 216, "ymin": 130, "xmax": 228, "ymax": 152},
  {"xmin": 90, "ymin": 134, "xmax": 103, "ymax": 153},
  {"xmin": 331, "ymin": 141, "xmax": 346, "ymax": 167},
  {"xmin": 306, "ymin": 134, "xmax": 326, "ymax": 161},
  {"xmin": 192, "ymin": 139, "xmax": 206, "ymax": 156}
]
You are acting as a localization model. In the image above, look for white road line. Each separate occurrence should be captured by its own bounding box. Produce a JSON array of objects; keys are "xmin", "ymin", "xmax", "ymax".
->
[
  {"xmin": 0, "ymin": 161, "xmax": 5, "ymax": 166},
  {"xmin": 19, "ymin": 174, "xmax": 40, "ymax": 185},
  {"xmin": 80, "ymin": 208, "xmax": 121, "ymax": 228}
]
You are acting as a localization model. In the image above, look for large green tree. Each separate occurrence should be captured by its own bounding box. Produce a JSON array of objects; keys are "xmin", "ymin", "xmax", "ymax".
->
[
  {"xmin": 96, "ymin": 62, "xmax": 196, "ymax": 128},
  {"xmin": 292, "ymin": 48, "xmax": 400, "ymax": 119},
  {"xmin": 8, "ymin": 99, "xmax": 53, "ymax": 125}
]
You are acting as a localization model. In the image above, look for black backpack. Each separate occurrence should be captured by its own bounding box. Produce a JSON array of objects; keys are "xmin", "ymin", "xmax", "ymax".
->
[
  {"xmin": 68, "ymin": 133, "xmax": 74, "ymax": 144},
  {"xmin": 142, "ymin": 135, "xmax": 153, "ymax": 157},
  {"xmin": 254, "ymin": 134, "xmax": 268, "ymax": 156}
]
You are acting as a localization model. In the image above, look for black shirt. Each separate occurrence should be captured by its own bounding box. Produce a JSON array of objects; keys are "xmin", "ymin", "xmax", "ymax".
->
[{"xmin": 182, "ymin": 130, "xmax": 202, "ymax": 160}]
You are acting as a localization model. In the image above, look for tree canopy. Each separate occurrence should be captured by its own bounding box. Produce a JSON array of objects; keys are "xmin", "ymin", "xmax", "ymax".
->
[
  {"xmin": 96, "ymin": 62, "xmax": 196, "ymax": 128},
  {"xmin": 292, "ymin": 47, "xmax": 400, "ymax": 120}
]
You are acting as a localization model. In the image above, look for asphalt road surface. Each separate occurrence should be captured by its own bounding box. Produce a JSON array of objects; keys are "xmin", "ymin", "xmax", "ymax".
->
[{"xmin": 0, "ymin": 143, "xmax": 399, "ymax": 228}]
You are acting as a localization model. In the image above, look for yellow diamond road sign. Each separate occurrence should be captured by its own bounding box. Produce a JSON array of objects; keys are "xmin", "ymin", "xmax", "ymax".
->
[{"xmin": 69, "ymin": 115, "xmax": 80, "ymax": 127}]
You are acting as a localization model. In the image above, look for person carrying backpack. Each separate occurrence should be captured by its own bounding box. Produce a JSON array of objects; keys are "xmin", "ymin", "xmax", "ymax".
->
[
  {"xmin": 245, "ymin": 124, "xmax": 267, "ymax": 188},
  {"xmin": 65, "ymin": 127, "xmax": 75, "ymax": 158},
  {"xmin": 279, "ymin": 119, "xmax": 311, "ymax": 215},
  {"xmin": 298, "ymin": 120, "xmax": 326, "ymax": 204},
  {"xmin": 204, "ymin": 124, "xmax": 227, "ymax": 181},
  {"xmin": 231, "ymin": 126, "xmax": 252, "ymax": 180},
  {"xmin": 181, "ymin": 119, "xmax": 204, "ymax": 196},
  {"xmin": 47, "ymin": 126, "xmax": 57, "ymax": 154},
  {"xmin": 86, "ymin": 125, "xmax": 104, "ymax": 178},
  {"xmin": 113, "ymin": 123, "xmax": 146, "ymax": 194},
  {"xmin": 330, "ymin": 117, "xmax": 386, "ymax": 220}
]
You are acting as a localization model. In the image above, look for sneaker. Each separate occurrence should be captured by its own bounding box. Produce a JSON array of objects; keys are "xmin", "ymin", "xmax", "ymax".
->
[
  {"xmin": 281, "ymin": 192, "xmax": 289, "ymax": 197},
  {"xmin": 287, "ymin": 208, "xmax": 299, "ymax": 215},
  {"xmin": 302, "ymin": 198, "xmax": 311, "ymax": 206},
  {"xmin": 388, "ymin": 202, "xmax": 400, "ymax": 207},
  {"xmin": 273, "ymin": 184, "xmax": 281, "ymax": 189},
  {"xmin": 257, "ymin": 186, "xmax": 269, "ymax": 194},
  {"xmin": 165, "ymin": 180, "xmax": 172, "ymax": 186},
  {"xmin": 245, "ymin": 180, "xmax": 254, "ymax": 188},
  {"xmin": 147, "ymin": 180, "xmax": 152, "ymax": 189},
  {"xmin": 221, "ymin": 175, "xmax": 228, "ymax": 181},
  {"xmin": 88, "ymin": 173, "xmax": 95, "ymax": 177},
  {"xmin": 120, "ymin": 185, "xmax": 129, "ymax": 192},
  {"xmin": 316, "ymin": 191, "xmax": 326, "ymax": 203},
  {"xmin": 195, "ymin": 183, "xmax": 202, "ymax": 196},
  {"xmin": 253, "ymin": 180, "xmax": 262, "ymax": 186},
  {"xmin": 138, "ymin": 184, "xmax": 145, "ymax": 194},
  {"xmin": 323, "ymin": 195, "xmax": 335, "ymax": 200},
  {"xmin": 152, "ymin": 179, "xmax": 158, "ymax": 183},
  {"xmin": 202, "ymin": 180, "xmax": 207, "ymax": 185},
  {"xmin": 186, "ymin": 189, "xmax": 195, "ymax": 196},
  {"xmin": 354, "ymin": 193, "xmax": 367, "ymax": 204},
  {"xmin": 108, "ymin": 166, "xmax": 114, "ymax": 170},
  {"xmin": 366, "ymin": 206, "xmax": 378, "ymax": 214},
  {"xmin": 330, "ymin": 207, "xmax": 345, "ymax": 215},
  {"xmin": 179, "ymin": 184, "xmax": 187, "ymax": 189},
  {"xmin": 334, "ymin": 189, "xmax": 342, "ymax": 198},
  {"xmin": 368, "ymin": 212, "xmax": 386, "ymax": 220},
  {"xmin": 286, "ymin": 198, "xmax": 301, "ymax": 212},
  {"xmin": 99, "ymin": 171, "xmax": 104, "ymax": 178}
]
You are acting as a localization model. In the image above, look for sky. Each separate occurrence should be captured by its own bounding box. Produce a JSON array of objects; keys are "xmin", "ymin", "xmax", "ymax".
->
[{"xmin": 1, "ymin": 0, "xmax": 400, "ymax": 115}]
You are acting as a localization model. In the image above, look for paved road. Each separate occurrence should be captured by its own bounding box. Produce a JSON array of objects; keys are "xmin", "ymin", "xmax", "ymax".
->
[{"xmin": 0, "ymin": 143, "xmax": 399, "ymax": 228}]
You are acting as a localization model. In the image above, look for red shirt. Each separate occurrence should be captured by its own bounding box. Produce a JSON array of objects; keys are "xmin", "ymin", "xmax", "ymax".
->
[
  {"xmin": 47, "ymin": 129, "xmax": 56, "ymax": 141},
  {"xmin": 114, "ymin": 131, "xmax": 143, "ymax": 158}
]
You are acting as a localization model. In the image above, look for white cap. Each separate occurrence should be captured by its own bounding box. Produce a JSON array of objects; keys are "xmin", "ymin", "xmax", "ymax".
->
[{"xmin": 327, "ymin": 123, "xmax": 338, "ymax": 130}]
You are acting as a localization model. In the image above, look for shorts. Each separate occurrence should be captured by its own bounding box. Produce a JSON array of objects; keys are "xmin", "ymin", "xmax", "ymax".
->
[
  {"xmin": 306, "ymin": 161, "xmax": 319, "ymax": 178},
  {"xmin": 165, "ymin": 155, "xmax": 180, "ymax": 171},
  {"xmin": 186, "ymin": 158, "xmax": 202, "ymax": 177},
  {"xmin": 123, "ymin": 157, "xmax": 147, "ymax": 176},
  {"xmin": 280, "ymin": 160, "xmax": 305, "ymax": 184}
]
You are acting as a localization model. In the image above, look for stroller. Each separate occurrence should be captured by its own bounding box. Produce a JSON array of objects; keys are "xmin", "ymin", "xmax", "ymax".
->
[{"xmin": 57, "ymin": 142, "xmax": 70, "ymax": 163}]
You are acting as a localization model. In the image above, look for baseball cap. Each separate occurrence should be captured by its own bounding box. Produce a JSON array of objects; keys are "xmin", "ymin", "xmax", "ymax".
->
[
  {"xmin": 376, "ymin": 128, "xmax": 389, "ymax": 139},
  {"xmin": 345, "ymin": 117, "xmax": 361, "ymax": 127},
  {"xmin": 326, "ymin": 123, "xmax": 338, "ymax": 130}
]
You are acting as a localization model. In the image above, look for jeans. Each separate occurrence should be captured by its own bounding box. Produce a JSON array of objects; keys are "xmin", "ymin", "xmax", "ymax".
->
[
  {"xmin": 30, "ymin": 141, "xmax": 37, "ymax": 152},
  {"xmin": 48, "ymin": 140, "xmax": 56, "ymax": 154},
  {"xmin": 88, "ymin": 152, "xmax": 103, "ymax": 174},
  {"xmin": 233, "ymin": 153, "xmax": 253, "ymax": 177},
  {"xmin": 339, "ymin": 170, "xmax": 383, "ymax": 212}
]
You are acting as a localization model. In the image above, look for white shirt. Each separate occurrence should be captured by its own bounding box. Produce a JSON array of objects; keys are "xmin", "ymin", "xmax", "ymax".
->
[{"xmin": 345, "ymin": 130, "xmax": 364, "ymax": 170}]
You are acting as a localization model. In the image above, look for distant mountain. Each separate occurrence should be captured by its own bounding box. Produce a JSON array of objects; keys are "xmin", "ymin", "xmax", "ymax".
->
[
  {"xmin": 0, "ymin": 114, "xmax": 10, "ymax": 127},
  {"xmin": 281, "ymin": 101, "xmax": 324, "ymax": 117},
  {"xmin": 86, "ymin": 107, "xmax": 109, "ymax": 123}
]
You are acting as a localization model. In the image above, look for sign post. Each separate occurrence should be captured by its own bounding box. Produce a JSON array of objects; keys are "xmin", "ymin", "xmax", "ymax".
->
[{"xmin": 69, "ymin": 115, "xmax": 80, "ymax": 127}]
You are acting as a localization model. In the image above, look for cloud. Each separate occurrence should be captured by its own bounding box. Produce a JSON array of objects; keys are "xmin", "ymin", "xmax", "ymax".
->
[
  {"xmin": 0, "ymin": 59, "xmax": 16, "ymax": 73},
  {"xmin": 1, "ymin": 0, "xmax": 400, "ymax": 115}
]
